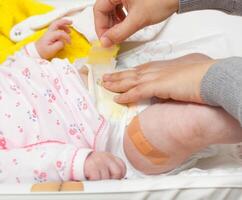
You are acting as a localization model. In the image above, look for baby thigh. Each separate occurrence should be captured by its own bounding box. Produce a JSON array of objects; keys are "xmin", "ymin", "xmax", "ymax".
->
[{"xmin": 123, "ymin": 102, "xmax": 242, "ymax": 175}]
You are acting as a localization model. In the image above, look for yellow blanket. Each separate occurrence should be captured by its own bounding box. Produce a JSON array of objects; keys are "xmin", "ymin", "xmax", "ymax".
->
[{"xmin": 0, "ymin": 0, "xmax": 90, "ymax": 63}]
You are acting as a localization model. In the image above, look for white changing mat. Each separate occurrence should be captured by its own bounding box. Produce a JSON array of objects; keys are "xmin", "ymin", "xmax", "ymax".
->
[{"xmin": 2, "ymin": 0, "xmax": 242, "ymax": 199}]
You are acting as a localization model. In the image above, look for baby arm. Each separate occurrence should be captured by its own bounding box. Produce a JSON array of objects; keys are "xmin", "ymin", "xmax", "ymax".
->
[
  {"xmin": 0, "ymin": 144, "xmax": 126, "ymax": 183},
  {"xmin": 3, "ymin": 19, "xmax": 72, "ymax": 66},
  {"xmin": 0, "ymin": 142, "xmax": 126, "ymax": 183},
  {"xmin": 0, "ymin": 143, "xmax": 93, "ymax": 183}
]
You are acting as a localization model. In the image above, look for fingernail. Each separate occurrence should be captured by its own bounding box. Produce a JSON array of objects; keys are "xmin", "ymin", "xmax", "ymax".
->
[{"xmin": 100, "ymin": 36, "xmax": 113, "ymax": 47}]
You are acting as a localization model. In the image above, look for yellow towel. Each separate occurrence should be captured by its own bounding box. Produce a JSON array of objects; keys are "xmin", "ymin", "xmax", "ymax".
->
[{"xmin": 0, "ymin": 0, "xmax": 90, "ymax": 63}]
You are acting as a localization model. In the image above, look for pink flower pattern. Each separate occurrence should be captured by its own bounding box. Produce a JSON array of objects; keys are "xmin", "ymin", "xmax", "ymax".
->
[
  {"xmin": 44, "ymin": 89, "xmax": 56, "ymax": 103},
  {"xmin": 22, "ymin": 68, "xmax": 31, "ymax": 79},
  {"xmin": 0, "ymin": 44, "xmax": 109, "ymax": 184},
  {"xmin": 27, "ymin": 109, "xmax": 38, "ymax": 122}
]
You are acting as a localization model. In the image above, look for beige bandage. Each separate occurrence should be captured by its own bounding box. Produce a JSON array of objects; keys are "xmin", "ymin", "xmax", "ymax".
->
[
  {"xmin": 31, "ymin": 182, "xmax": 61, "ymax": 192},
  {"xmin": 31, "ymin": 181, "xmax": 84, "ymax": 192},
  {"xmin": 60, "ymin": 181, "xmax": 84, "ymax": 192},
  {"xmin": 127, "ymin": 116, "xmax": 168, "ymax": 165}
]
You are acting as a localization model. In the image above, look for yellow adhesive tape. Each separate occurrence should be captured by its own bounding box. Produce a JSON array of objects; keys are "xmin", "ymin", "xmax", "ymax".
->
[{"xmin": 87, "ymin": 41, "xmax": 119, "ymax": 65}]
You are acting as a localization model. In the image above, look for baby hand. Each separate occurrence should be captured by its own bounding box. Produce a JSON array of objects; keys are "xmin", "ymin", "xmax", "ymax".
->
[
  {"xmin": 35, "ymin": 19, "xmax": 72, "ymax": 60},
  {"xmin": 84, "ymin": 152, "xmax": 126, "ymax": 181}
]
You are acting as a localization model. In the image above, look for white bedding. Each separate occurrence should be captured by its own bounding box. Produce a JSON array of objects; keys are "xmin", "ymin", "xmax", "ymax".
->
[{"xmin": 2, "ymin": 0, "xmax": 242, "ymax": 199}]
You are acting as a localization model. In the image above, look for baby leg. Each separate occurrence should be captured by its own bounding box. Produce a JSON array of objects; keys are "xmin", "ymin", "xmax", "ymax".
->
[{"xmin": 124, "ymin": 102, "xmax": 242, "ymax": 175}]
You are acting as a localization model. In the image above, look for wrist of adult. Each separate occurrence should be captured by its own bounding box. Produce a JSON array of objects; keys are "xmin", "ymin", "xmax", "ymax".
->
[
  {"xmin": 178, "ymin": 0, "xmax": 234, "ymax": 14},
  {"xmin": 200, "ymin": 57, "xmax": 242, "ymax": 125}
]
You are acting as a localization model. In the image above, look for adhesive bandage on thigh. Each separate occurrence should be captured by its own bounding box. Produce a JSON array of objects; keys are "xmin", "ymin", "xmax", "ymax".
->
[{"xmin": 127, "ymin": 116, "xmax": 168, "ymax": 165}]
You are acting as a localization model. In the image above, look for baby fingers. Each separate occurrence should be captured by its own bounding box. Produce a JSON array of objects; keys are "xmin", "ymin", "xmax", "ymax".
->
[
  {"xmin": 109, "ymin": 157, "xmax": 126, "ymax": 179},
  {"xmin": 48, "ymin": 19, "xmax": 72, "ymax": 32},
  {"xmin": 50, "ymin": 30, "xmax": 71, "ymax": 44},
  {"xmin": 99, "ymin": 165, "xmax": 111, "ymax": 180}
]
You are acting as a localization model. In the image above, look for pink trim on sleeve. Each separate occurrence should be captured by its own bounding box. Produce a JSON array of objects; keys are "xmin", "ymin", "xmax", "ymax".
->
[
  {"xmin": 23, "ymin": 46, "xmax": 30, "ymax": 56},
  {"xmin": 69, "ymin": 148, "xmax": 93, "ymax": 181},
  {"xmin": 70, "ymin": 149, "xmax": 79, "ymax": 181},
  {"xmin": 24, "ymin": 43, "xmax": 42, "ymax": 58},
  {"xmin": 93, "ymin": 115, "xmax": 107, "ymax": 150}
]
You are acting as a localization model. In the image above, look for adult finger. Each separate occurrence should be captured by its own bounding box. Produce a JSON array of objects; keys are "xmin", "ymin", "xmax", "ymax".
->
[
  {"xmin": 103, "ymin": 69, "xmax": 137, "ymax": 82},
  {"xmin": 103, "ymin": 72, "xmax": 160, "ymax": 93},
  {"xmin": 103, "ymin": 62, "xmax": 167, "ymax": 83},
  {"xmin": 94, "ymin": 0, "xmax": 122, "ymax": 38},
  {"xmin": 100, "ymin": 10, "xmax": 145, "ymax": 47},
  {"xmin": 114, "ymin": 80, "xmax": 163, "ymax": 104},
  {"xmin": 103, "ymin": 77, "xmax": 138, "ymax": 93},
  {"xmin": 115, "ymin": 4, "xmax": 126, "ymax": 22}
]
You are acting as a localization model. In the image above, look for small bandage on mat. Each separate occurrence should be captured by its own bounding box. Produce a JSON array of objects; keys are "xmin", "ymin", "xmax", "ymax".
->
[
  {"xmin": 31, "ymin": 181, "xmax": 84, "ymax": 192},
  {"xmin": 127, "ymin": 116, "xmax": 168, "ymax": 165}
]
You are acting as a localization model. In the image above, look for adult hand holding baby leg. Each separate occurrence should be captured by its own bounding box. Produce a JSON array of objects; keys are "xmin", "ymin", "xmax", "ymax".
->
[
  {"xmin": 103, "ymin": 54, "xmax": 216, "ymax": 104},
  {"xmin": 35, "ymin": 19, "xmax": 72, "ymax": 59},
  {"xmin": 94, "ymin": 0, "xmax": 179, "ymax": 47},
  {"xmin": 84, "ymin": 152, "xmax": 126, "ymax": 181},
  {"xmin": 115, "ymin": 54, "xmax": 242, "ymax": 174}
]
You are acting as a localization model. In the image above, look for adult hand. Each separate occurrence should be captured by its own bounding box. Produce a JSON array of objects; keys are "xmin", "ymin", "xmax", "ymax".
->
[
  {"xmin": 94, "ymin": 0, "xmax": 179, "ymax": 47},
  {"xmin": 102, "ymin": 53, "xmax": 217, "ymax": 104}
]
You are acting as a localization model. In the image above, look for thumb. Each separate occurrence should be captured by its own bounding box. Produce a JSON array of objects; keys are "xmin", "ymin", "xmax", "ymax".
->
[
  {"xmin": 101, "ymin": 11, "xmax": 145, "ymax": 47},
  {"xmin": 114, "ymin": 80, "xmax": 159, "ymax": 104}
]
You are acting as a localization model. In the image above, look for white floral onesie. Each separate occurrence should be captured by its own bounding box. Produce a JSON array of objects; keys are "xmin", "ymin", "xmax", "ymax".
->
[{"xmin": 0, "ymin": 43, "xmax": 111, "ymax": 183}]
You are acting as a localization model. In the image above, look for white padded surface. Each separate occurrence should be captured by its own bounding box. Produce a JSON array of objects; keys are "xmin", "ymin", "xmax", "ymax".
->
[{"xmin": 2, "ymin": 0, "xmax": 242, "ymax": 199}]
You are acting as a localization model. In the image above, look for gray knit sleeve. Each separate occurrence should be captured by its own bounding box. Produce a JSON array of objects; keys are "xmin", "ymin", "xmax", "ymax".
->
[
  {"xmin": 178, "ymin": 0, "xmax": 242, "ymax": 16},
  {"xmin": 201, "ymin": 57, "xmax": 242, "ymax": 125}
]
